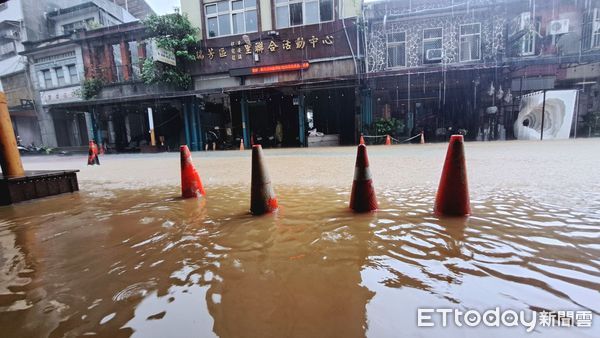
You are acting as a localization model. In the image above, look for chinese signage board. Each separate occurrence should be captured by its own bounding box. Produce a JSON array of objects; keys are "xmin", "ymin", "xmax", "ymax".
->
[
  {"xmin": 40, "ymin": 86, "xmax": 82, "ymax": 106},
  {"xmin": 192, "ymin": 21, "xmax": 358, "ymax": 76},
  {"xmin": 197, "ymin": 35, "xmax": 334, "ymax": 63},
  {"xmin": 229, "ymin": 62, "xmax": 310, "ymax": 77},
  {"xmin": 151, "ymin": 39, "xmax": 176, "ymax": 66}
]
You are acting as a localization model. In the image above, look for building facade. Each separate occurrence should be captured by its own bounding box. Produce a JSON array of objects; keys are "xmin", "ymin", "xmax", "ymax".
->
[
  {"xmin": 364, "ymin": 0, "xmax": 600, "ymax": 141},
  {"xmin": 0, "ymin": 0, "xmax": 41, "ymax": 146},
  {"xmin": 182, "ymin": 0, "xmax": 362, "ymax": 148},
  {"xmin": 18, "ymin": 0, "xmax": 145, "ymax": 148}
]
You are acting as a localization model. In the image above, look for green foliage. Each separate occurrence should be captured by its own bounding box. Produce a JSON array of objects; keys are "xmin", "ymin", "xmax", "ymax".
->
[
  {"xmin": 77, "ymin": 78, "xmax": 103, "ymax": 100},
  {"xmin": 369, "ymin": 118, "xmax": 405, "ymax": 136},
  {"xmin": 141, "ymin": 12, "xmax": 199, "ymax": 90},
  {"xmin": 583, "ymin": 111, "xmax": 600, "ymax": 134}
]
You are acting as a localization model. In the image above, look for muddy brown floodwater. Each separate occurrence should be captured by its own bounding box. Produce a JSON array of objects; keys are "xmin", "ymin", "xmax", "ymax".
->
[{"xmin": 1, "ymin": 139, "xmax": 599, "ymax": 337}]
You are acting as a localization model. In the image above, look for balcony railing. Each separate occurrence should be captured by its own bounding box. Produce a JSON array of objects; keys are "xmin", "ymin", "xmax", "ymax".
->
[{"xmin": 89, "ymin": 64, "xmax": 143, "ymax": 84}]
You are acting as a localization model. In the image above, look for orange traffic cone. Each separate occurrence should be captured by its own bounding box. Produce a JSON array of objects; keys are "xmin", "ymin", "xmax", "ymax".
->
[
  {"xmin": 180, "ymin": 145, "xmax": 205, "ymax": 199},
  {"xmin": 87, "ymin": 141, "xmax": 100, "ymax": 165},
  {"xmin": 349, "ymin": 144, "xmax": 377, "ymax": 212},
  {"xmin": 385, "ymin": 135, "xmax": 391, "ymax": 145},
  {"xmin": 239, "ymin": 139, "xmax": 244, "ymax": 151},
  {"xmin": 250, "ymin": 144, "xmax": 278, "ymax": 215},
  {"xmin": 434, "ymin": 135, "xmax": 470, "ymax": 216},
  {"xmin": 420, "ymin": 132, "xmax": 425, "ymax": 144},
  {"xmin": 359, "ymin": 134, "xmax": 365, "ymax": 145}
]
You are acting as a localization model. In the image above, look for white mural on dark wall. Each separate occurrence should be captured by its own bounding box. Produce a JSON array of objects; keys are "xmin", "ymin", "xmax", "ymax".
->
[{"xmin": 367, "ymin": 12, "xmax": 507, "ymax": 72}]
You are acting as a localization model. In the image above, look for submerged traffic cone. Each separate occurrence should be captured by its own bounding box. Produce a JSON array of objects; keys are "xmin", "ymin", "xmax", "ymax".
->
[
  {"xmin": 434, "ymin": 135, "xmax": 470, "ymax": 216},
  {"xmin": 180, "ymin": 145, "xmax": 205, "ymax": 199},
  {"xmin": 250, "ymin": 144, "xmax": 278, "ymax": 215},
  {"xmin": 349, "ymin": 144, "xmax": 377, "ymax": 212},
  {"xmin": 420, "ymin": 132, "xmax": 425, "ymax": 144},
  {"xmin": 239, "ymin": 139, "xmax": 244, "ymax": 151},
  {"xmin": 87, "ymin": 141, "xmax": 100, "ymax": 165},
  {"xmin": 385, "ymin": 135, "xmax": 391, "ymax": 145},
  {"xmin": 359, "ymin": 134, "xmax": 365, "ymax": 145}
]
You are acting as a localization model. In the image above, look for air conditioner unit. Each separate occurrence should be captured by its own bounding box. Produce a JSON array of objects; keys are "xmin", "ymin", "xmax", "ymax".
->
[
  {"xmin": 509, "ymin": 12, "xmax": 531, "ymax": 37},
  {"xmin": 426, "ymin": 49, "xmax": 443, "ymax": 61},
  {"xmin": 548, "ymin": 19, "xmax": 569, "ymax": 35}
]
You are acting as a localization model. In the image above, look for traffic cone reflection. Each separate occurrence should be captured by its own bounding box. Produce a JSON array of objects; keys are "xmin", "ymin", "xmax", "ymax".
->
[
  {"xmin": 349, "ymin": 144, "xmax": 377, "ymax": 212},
  {"xmin": 385, "ymin": 135, "xmax": 391, "ymax": 145},
  {"xmin": 87, "ymin": 141, "xmax": 100, "ymax": 165},
  {"xmin": 180, "ymin": 145, "xmax": 205, "ymax": 199},
  {"xmin": 359, "ymin": 134, "xmax": 365, "ymax": 145},
  {"xmin": 434, "ymin": 135, "xmax": 470, "ymax": 216},
  {"xmin": 250, "ymin": 144, "xmax": 278, "ymax": 215}
]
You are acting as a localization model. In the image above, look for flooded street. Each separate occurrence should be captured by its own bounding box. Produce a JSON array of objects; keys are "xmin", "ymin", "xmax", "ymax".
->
[{"xmin": 1, "ymin": 139, "xmax": 599, "ymax": 337}]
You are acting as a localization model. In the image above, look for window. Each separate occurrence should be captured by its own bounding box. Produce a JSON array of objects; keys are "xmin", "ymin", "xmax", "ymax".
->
[
  {"xmin": 205, "ymin": 0, "xmax": 257, "ymax": 38},
  {"xmin": 112, "ymin": 44, "xmax": 123, "ymax": 81},
  {"xmin": 42, "ymin": 70, "xmax": 52, "ymax": 88},
  {"xmin": 276, "ymin": 0, "xmax": 334, "ymax": 29},
  {"xmin": 592, "ymin": 8, "xmax": 600, "ymax": 48},
  {"xmin": 55, "ymin": 67, "xmax": 65, "ymax": 86},
  {"xmin": 0, "ymin": 41, "xmax": 15, "ymax": 56},
  {"xmin": 423, "ymin": 28, "xmax": 443, "ymax": 64},
  {"xmin": 521, "ymin": 21, "xmax": 540, "ymax": 56},
  {"xmin": 459, "ymin": 23, "xmax": 481, "ymax": 62},
  {"xmin": 128, "ymin": 41, "xmax": 140, "ymax": 78},
  {"xmin": 386, "ymin": 32, "xmax": 406, "ymax": 68},
  {"xmin": 67, "ymin": 65, "xmax": 78, "ymax": 83}
]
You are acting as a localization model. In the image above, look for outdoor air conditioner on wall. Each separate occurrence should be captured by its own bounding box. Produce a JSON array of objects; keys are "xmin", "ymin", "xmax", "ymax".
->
[
  {"xmin": 426, "ymin": 49, "xmax": 443, "ymax": 61},
  {"xmin": 548, "ymin": 19, "xmax": 569, "ymax": 35}
]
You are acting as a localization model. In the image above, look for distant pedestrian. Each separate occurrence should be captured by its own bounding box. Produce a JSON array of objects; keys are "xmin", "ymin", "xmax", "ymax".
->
[
  {"xmin": 88, "ymin": 141, "xmax": 100, "ymax": 165},
  {"xmin": 275, "ymin": 120, "xmax": 283, "ymax": 147}
]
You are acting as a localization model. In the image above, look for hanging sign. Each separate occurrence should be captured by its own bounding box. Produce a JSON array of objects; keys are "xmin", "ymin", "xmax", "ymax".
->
[{"xmin": 151, "ymin": 39, "xmax": 176, "ymax": 66}]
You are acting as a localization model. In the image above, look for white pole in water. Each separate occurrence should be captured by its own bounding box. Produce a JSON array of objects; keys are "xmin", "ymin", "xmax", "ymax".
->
[{"xmin": 148, "ymin": 107, "xmax": 156, "ymax": 146}]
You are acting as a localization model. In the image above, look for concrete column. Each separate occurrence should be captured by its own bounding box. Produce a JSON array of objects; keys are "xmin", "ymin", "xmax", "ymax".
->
[
  {"xmin": 82, "ymin": 43, "xmax": 94, "ymax": 78},
  {"xmin": 194, "ymin": 99, "xmax": 203, "ymax": 151},
  {"xmin": 70, "ymin": 115, "xmax": 81, "ymax": 146},
  {"xmin": 120, "ymin": 40, "xmax": 131, "ymax": 81},
  {"xmin": 125, "ymin": 115, "xmax": 131, "ymax": 143},
  {"xmin": 38, "ymin": 108, "xmax": 58, "ymax": 147},
  {"xmin": 103, "ymin": 44, "xmax": 115, "ymax": 83},
  {"xmin": 37, "ymin": 71, "xmax": 46, "ymax": 89},
  {"xmin": 84, "ymin": 112, "xmax": 94, "ymax": 141},
  {"xmin": 107, "ymin": 116, "xmax": 116, "ymax": 144},
  {"xmin": 49, "ymin": 68, "xmax": 58, "ymax": 87},
  {"xmin": 63, "ymin": 65, "xmax": 71, "ymax": 85},
  {"xmin": 147, "ymin": 107, "xmax": 156, "ymax": 146},
  {"xmin": 183, "ymin": 101, "xmax": 191, "ymax": 147},
  {"xmin": 189, "ymin": 100, "xmax": 199, "ymax": 151},
  {"xmin": 0, "ymin": 92, "xmax": 25, "ymax": 177},
  {"xmin": 241, "ymin": 92, "xmax": 250, "ymax": 148},
  {"xmin": 298, "ymin": 94, "xmax": 306, "ymax": 147},
  {"xmin": 138, "ymin": 41, "xmax": 147, "ymax": 59}
]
